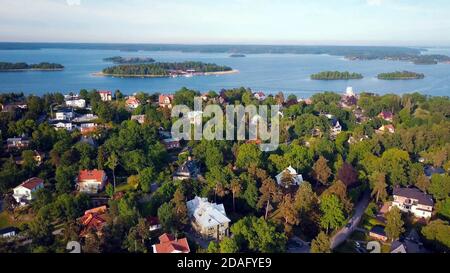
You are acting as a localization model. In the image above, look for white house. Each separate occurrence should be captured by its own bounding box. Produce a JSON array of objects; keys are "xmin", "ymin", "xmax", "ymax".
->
[
  {"xmin": 13, "ymin": 177, "xmax": 44, "ymax": 206},
  {"xmin": 98, "ymin": 90, "xmax": 112, "ymax": 102},
  {"xmin": 186, "ymin": 196, "xmax": 231, "ymax": 240},
  {"xmin": 51, "ymin": 120, "xmax": 74, "ymax": 131},
  {"xmin": 65, "ymin": 99, "xmax": 86, "ymax": 109},
  {"xmin": 0, "ymin": 227, "xmax": 20, "ymax": 238},
  {"xmin": 76, "ymin": 169, "xmax": 108, "ymax": 194},
  {"xmin": 55, "ymin": 110, "xmax": 75, "ymax": 120},
  {"xmin": 275, "ymin": 166, "xmax": 304, "ymax": 187},
  {"xmin": 391, "ymin": 187, "xmax": 434, "ymax": 219}
]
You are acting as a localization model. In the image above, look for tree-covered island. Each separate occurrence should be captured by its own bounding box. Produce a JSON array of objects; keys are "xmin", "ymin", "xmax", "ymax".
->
[
  {"xmin": 103, "ymin": 56, "xmax": 156, "ymax": 64},
  {"xmin": 377, "ymin": 71, "xmax": 425, "ymax": 80},
  {"xmin": 100, "ymin": 61, "xmax": 234, "ymax": 77},
  {"xmin": 311, "ymin": 71, "xmax": 364, "ymax": 80},
  {"xmin": 0, "ymin": 62, "xmax": 64, "ymax": 71}
]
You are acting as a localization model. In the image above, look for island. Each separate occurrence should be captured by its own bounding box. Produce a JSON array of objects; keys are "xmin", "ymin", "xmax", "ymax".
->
[
  {"xmin": 377, "ymin": 71, "xmax": 425, "ymax": 80},
  {"xmin": 103, "ymin": 56, "xmax": 155, "ymax": 64},
  {"xmin": 97, "ymin": 61, "xmax": 236, "ymax": 78},
  {"xmin": 346, "ymin": 53, "xmax": 450, "ymax": 65},
  {"xmin": 230, "ymin": 54, "xmax": 246, "ymax": 58},
  {"xmin": 310, "ymin": 71, "xmax": 363, "ymax": 80},
  {"xmin": 0, "ymin": 62, "xmax": 64, "ymax": 71}
]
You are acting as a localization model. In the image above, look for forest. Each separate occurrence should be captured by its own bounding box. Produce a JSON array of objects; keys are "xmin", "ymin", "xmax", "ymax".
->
[
  {"xmin": 377, "ymin": 71, "xmax": 425, "ymax": 80},
  {"xmin": 311, "ymin": 71, "xmax": 363, "ymax": 80},
  {"xmin": 0, "ymin": 62, "xmax": 64, "ymax": 71}
]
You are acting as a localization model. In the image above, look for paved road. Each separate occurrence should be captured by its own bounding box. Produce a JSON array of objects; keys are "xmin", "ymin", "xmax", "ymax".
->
[{"xmin": 331, "ymin": 191, "xmax": 371, "ymax": 249}]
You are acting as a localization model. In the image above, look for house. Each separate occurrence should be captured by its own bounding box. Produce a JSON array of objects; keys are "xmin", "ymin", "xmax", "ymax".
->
[
  {"xmin": 65, "ymin": 98, "xmax": 86, "ymax": 109},
  {"xmin": 378, "ymin": 111, "xmax": 394, "ymax": 122},
  {"xmin": 340, "ymin": 87, "xmax": 358, "ymax": 108},
  {"xmin": 125, "ymin": 96, "xmax": 141, "ymax": 109},
  {"xmin": 131, "ymin": 115, "xmax": 146, "ymax": 124},
  {"xmin": 15, "ymin": 150, "xmax": 44, "ymax": 166},
  {"xmin": 163, "ymin": 138, "xmax": 181, "ymax": 150},
  {"xmin": 369, "ymin": 226, "xmax": 388, "ymax": 242},
  {"xmin": 6, "ymin": 137, "xmax": 30, "ymax": 150},
  {"xmin": 174, "ymin": 158, "xmax": 200, "ymax": 180},
  {"xmin": 72, "ymin": 114, "xmax": 99, "ymax": 123},
  {"xmin": 253, "ymin": 91, "xmax": 266, "ymax": 101},
  {"xmin": 391, "ymin": 187, "xmax": 434, "ymax": 219},
  {"xmin": 0, "ymin": 227, "xmax": 20, "ymax": 238},
  {"xmin": 376, "ymin": 124, "xmax": 395, "ymax": 134},
  {"xmin": 1, "ymin": 104, "xmax": 18, "ymax": 113},
  {"xmin": 98, "ymin": 90, "xmax": 112, "ymax": 102},
  {"xmin": 275, "ymin": 166, "xmax": 304, "ymax": 188},
  {"xmin": 146, "ymin": 216, "xmax": 162, "ymax": 231},
  {"xmin": 424, "ymin": 165, "xmax": 445, "ymax": 178},
  {"xmin": 186, "ymin": 196, "xmax": 231, "ymax": 240},
  {"xmin": 390, "ymin": 229, "xmax": 427, "ymax": 253},
  {"xmin": 13, "ymin": 177, "xmax": 44, "ymax": 206},
  {"xmin": 77, "ymin": 169, "xmax": 108, "ymax": 194},
  {"xmin": 330, "ymin": 119, "xmax": 342, "ymax": 137},
  {"xmin": 51, "ymin": 120, "xmax": 74, "ymax": 131},
  {"xmin": 159, "ymin": 94, "xmax": 174, "ymax": 109},
  {"xmin": 78, "ymin": 206, "xmax": 109, "ymax": 238},
  {"xmin": 55, "ymin": 109, "xmax": 75, "ymax": 120},
  {"xmin": 152, "ymin": 233, "xmax": 190, "ymax": 254}
]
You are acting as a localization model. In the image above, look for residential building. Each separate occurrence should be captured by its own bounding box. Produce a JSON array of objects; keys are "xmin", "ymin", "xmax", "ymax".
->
[
  {"xmin": 78, "ymin": 206, "xmax": 109, "ymax": 238},
  {"xmin": 98, "ymin": 90, "xmax": 112, "ymax": 102},
  {"xmin": 253, "ymin": 91, "xmax": 266, "ymax": 101},
  {"xmin": 6, "ymin": 137, "xmax": 30, "ymax": 150},
  {"xmin": 163, "ymin": 138, "xmax": 181, "ymax": 150},
  {"xmin": 13, "ymin": 177, "xmax": 44, "ymax": 206},
  {"xmin": 369, "ymin": 226, "xmax": 388, "ymax": 242},
  {"xmin": 186, "ymin": 196, "xmax": 231, "ymax": 240},
  {"xmin": 390, "ymin": 230, "xmax": 427, "ymax": 253},
  {"xmin": 340, "ymin": 87, "xmax": 358, "ymax": 108},
  {"xmin": 391, "ymin": 187, "xmax": 434, "ymax": 219},
  {"xmin": 275, "ymin": 166, "xmax": 304, "ymax": 188},
  {"xmin": 51, "ymin": 120, "xmax": 74, "ymax": 131},
  {"xmin": 152, "ymin": 233, "xmax": 190, "ymax": 254},
  {"xmin": 0, "ymin": 227, "xmax": 20, "ymax": 238},
  {"xmin": 77, "ymin": 169, "xmax": 108, "ymax": 194},
  {"xmin": 173, "ymin": 158, "xmax": 200, "ymax": 180},
  {"xmin": 376, "ymin": 124, "xmax": 395, "ymax": 134},
  {"xmin": 131, "ymin": 115, "xmax": 146, "ymax": 124},
  {"xmin": 159, "ymin": 94, "xmax": 174, "ymax": 108},
  {"xmin": 146, "ymin": 216, "xmax": 162, "ymax": 232},
  {"xmin": 65, "ymin": 98, "xmax": 86, "ymax": 109},
  {"xmin": 378, "ymin": 111, "xmax": 394, "ymax": 122},
  {"xmin": 330, "ymin": 119, "xmax": 342, "ymax": 137},
  {"xmin": 55, "ymin": 109, "xmax": 75, "ymax": 120},
  {"xmin": 72, "ymin": 114, "xmax": 99, "ymax": 123},
  {"xmin": 125, "ymin": 96, "xmax": 141, "ymax": 109}
]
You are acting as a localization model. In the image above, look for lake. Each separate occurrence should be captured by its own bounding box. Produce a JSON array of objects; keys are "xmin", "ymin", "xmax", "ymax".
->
[{"xmin": 1, "ymin": 47, "xmax": 450, "ymax": 98}]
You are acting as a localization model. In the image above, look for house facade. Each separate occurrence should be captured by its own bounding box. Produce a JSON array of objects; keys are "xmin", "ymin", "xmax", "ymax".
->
[
  {"xmin": 125, "ymin": 96, "xmax": 141, "ymax": 109},
  {"xmin": 65, "ymin": 98, "xmax": 86, "ymax": 109},
  {"xmin": 391, "ymin": 187, "xmax": 434, "ymax": 219},
  {"xmin": 98, "ymin": 90, "xmax": 112, "ymax": 102},
  {"xmin": 77, "ymin": 169, "xmax": 108, "ymax": 194},
  {"xmin": 6, "ymin": 137, "xmax": 30, "ymax": 150},
  {"xmin": 159, "ymin": 94, "xmax": 174, "ymax": 109},
  {"xmin": 186, "ymin": 196, "xmax": 231, "ymax": 240},
  {"xmin": 173, "ymin": 158, "xmax": 199, "ymax": 180},
  {"xmin": 13, "ymin": 177, "xmax": 44, "ymax": 206}
]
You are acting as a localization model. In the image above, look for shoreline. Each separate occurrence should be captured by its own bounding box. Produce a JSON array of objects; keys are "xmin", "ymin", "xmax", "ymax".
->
[
  {"xmin": 0, "ymin": 68, "xmax": 64, "ymax": 72},
  {"xmin": 92, "ymin": 69, "xmax": 239, "ymax": 78}
]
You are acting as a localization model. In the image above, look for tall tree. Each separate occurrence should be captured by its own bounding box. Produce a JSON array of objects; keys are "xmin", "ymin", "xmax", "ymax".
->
[
  {"xmin": 310, "ymin": 232, "xmax": 331, "ymax": 253},
  {"xmin": 415, "ymin": 174, "xmax": 431, "ymax": 193},
  {"xmin": 294, "ymin": 181, "xmax": 317, "ymax": 213},
  {"xmin": 107, "ymin": 152, "xmax": 119, "ymax": 192},
  {"xmin": 279, "ymin": 194, "xmax": 300, "ymax": 235},
  {"xmin": 230, "ymin": 178, "xmax": 242, "ymax": 212},
  {"xmin": 312, "ymin": 156, "xmax": 332, "ymax": 186},
  {"xmin": 320, "ymin": 194, "xmax": 345, "ymax": 234},
  {"xmin": 171, "ymin": 188, "xmax": 189, "ymax": 228},
  {"xmin": 257, "ymin": 178, "xmax": 282, "ymax": 219},
  {"xmin": 370, "ymin": 172, "xmax": 388, "ymax": 203},
  {"xmin": 385, "ymin": 206, "xmax": 405, "ymax": 242}
]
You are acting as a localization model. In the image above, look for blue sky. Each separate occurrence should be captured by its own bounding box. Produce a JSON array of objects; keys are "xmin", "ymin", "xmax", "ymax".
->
[{"xmin": 1, "ymin": 0, "xmax": 450, "ymax": 46}]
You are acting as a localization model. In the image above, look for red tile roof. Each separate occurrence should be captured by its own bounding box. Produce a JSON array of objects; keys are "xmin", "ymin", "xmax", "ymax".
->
[
  {"xmin": 79, "ymin": 206, "xmax": 109, "ymax": 237},
  {"xmin": 126, "ymin": 96, "xmax": 141, "ymax": 106},
  {"xmin": 77, "ymin": 169, "xmax": 106, "ymax": 184},
  {"xmin": 159, "ymin": 94, "xmax": 174, "ymax": 104},
  {"xmin": 19, "ymin": 177, "xmax": 44, "ymax": 190},
  {"xmin": 153, "ymin": 233, "xmax": 190, "ymax": 253}
]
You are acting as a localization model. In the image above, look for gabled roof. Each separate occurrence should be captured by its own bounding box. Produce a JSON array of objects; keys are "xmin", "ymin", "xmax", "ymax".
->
[
  {"xmin": 153, "ymin": 233, "xmax": 190, "ymax": 253},
  {"xmin": 187, "ymin": 197, "xmax": 230, "ymax": 228},
  {"xmin": 16, "ymin": 177, "xmax": 44, "ymax": 190},
  {"xmin": 77, "ymin": 169, "xmax": 106, "ymax": 183},
  {"xmin": 393, "ymin": 187, "xmax": 434, "ymax": 207},
  {"xmin": 79, "ymin": 206, "xmax": 108, "ymax": 237}
]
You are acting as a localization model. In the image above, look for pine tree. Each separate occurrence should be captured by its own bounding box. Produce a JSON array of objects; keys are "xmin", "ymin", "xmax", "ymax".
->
[
  {"xmin": 257, "ymin": 178, "xmax": 282, "ymax": 219},
  {"xmin": 310, "ymin": 232, "xmax": 331, "ymax": 253}
]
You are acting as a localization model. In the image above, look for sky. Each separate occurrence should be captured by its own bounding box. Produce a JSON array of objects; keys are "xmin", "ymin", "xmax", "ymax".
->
[{"xmin": 1, "ymin": 0, "xmax": 450, "ymax": 46}]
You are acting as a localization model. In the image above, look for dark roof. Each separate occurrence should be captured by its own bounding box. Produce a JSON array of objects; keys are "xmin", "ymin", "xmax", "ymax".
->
[
  {"xmin": 175, "ymin": 160, "xmax": 199, "ymax": 177},
  {"xmin": 424, "ymin": 166, "xmax": 445, "ymax": 177},
  {"xmin": 370, "ymin": 226, "xmax": 386, "ymax": 236},
  {"xmin": 0, "ymin": 227, "xmax": 19, "ymax": 235},
  {"xmin": 393, "ymin": 187, "xmax": 434, "ymax": 207}
]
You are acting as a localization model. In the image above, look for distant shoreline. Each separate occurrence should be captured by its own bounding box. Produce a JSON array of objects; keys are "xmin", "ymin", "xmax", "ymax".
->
[
  {"xmin": 0, "ymin": 68, "xmax": 64, "ymax": 72},
  {"xmin": 92, "ymin": 69, "xmax": 239, "ymax": 78}
]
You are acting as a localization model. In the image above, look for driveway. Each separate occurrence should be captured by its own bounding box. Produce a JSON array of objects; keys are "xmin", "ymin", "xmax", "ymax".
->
[
  {"xmin": 287, "ymin": 236, "xmax": 311, "ymax": 253},
  {"xmin": 331, "ymin": 191, "xmax": 371, "ymax": 249}
]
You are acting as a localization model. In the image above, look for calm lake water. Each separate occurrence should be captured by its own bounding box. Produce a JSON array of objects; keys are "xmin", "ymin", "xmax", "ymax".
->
[{"xmin": 1, "ymin": 47, "xmax": 450, "ymax": 98}]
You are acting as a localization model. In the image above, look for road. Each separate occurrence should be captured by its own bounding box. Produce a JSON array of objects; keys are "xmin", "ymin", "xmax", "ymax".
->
[
  {"xmin": 287, "ymin": 236, "xmax": 311, "ymax": 253},
  {"xmin": 331, "ymin": 191, "xmax": 370, "ymax": 249}
]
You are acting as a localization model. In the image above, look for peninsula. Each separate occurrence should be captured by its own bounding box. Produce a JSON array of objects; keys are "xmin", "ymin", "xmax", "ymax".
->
[{"xmin": 311, "ymin": 71, "xmax": 363, "ymax": 80}]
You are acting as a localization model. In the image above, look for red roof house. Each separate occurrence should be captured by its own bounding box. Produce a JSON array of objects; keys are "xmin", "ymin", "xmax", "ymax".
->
[
  {"xmin": 77, "ymin": 169, "xmax": 107, "ymax": 194},
  {"xmin": 78, "ymin": 206, "xmax": 109, "ymax": 237},
  {"xmin": 159, "ymin": 94, "xmax": 174, "ymax": 109},
  {"xmin": 125, "ymin": 96, "xmax": 141, "ymax": 109},
  {"xmin": 152, "ymin": 233, "xmax": 190, "ymax": 253}
]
